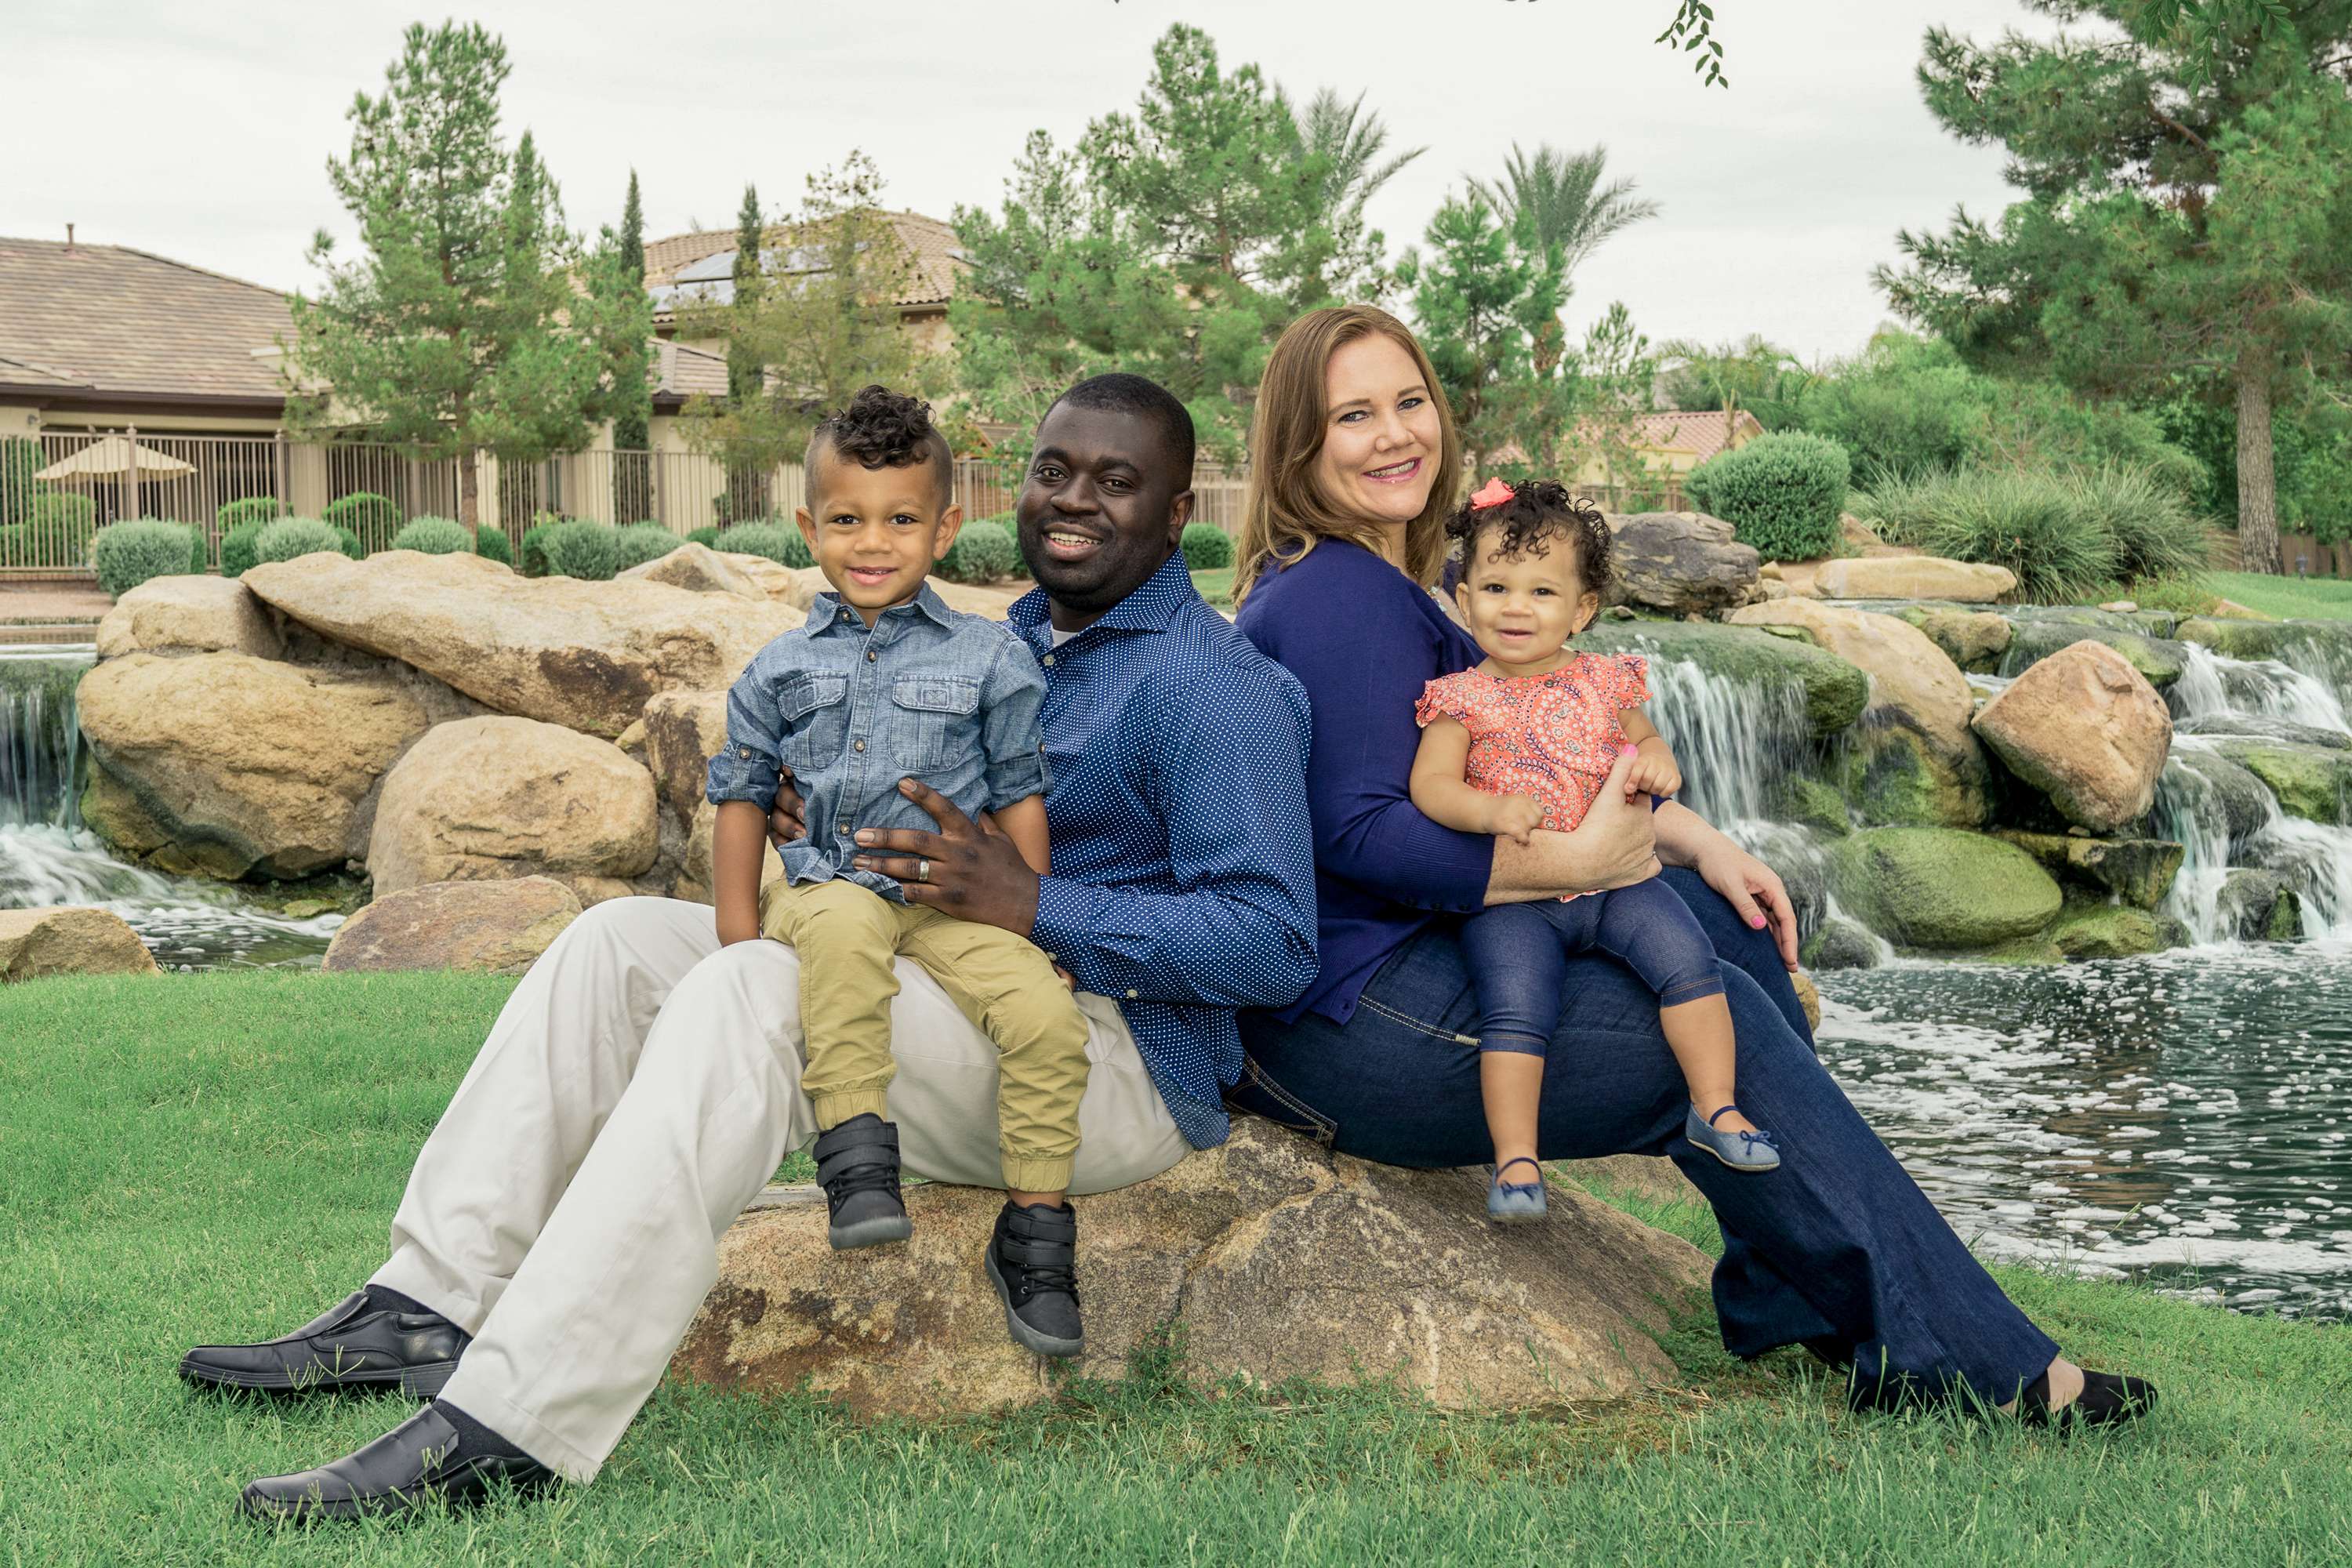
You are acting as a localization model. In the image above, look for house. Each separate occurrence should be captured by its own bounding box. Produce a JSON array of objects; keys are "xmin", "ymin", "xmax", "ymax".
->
[
  {"xmin": 1570, "ymin": 408, "xmax": 1765, "ymax": 495},
  {"xmin": 641, "ymin": 209, "xmax": 964, "ymax": 364}
]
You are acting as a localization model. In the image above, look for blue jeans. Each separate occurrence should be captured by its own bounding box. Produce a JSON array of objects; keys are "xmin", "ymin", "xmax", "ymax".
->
[
  {"xmin": 1231, "ymin": 867, "xmax": 2060, "ymax": 1412},
  {"xmin": 1460, "ymin": 878, "xmax": 1724, "ymax": 1054}
]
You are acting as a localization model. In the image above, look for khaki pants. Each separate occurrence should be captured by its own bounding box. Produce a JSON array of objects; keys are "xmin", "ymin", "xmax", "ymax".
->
[
  {"xmin": 368, "ymin": 896, "xmax": 1189, "ymax": 1483},
  {"xmin": 760, "ymin": 877, "xmax": 1091, "ymax": 1192}
]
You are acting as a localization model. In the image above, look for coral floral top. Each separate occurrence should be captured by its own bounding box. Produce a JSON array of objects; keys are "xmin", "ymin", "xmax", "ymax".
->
[{"xmin": 1415, "ymin": 652, "xmax": 1653, "ymax": 839}]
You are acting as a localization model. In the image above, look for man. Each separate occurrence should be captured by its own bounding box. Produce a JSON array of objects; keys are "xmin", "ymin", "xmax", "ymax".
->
[{"xmin": 188, "ymin": 373, "xmax": 1318, "ymax": 1520}]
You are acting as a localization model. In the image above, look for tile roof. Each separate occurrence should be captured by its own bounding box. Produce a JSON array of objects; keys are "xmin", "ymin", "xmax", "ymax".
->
[
  {"xmin": 643, "ymin": 209, "xmax": 963, "ymax": 318},
  {"xmin": 651, "ymin": 338, "xmax": 730, "ymax": 403},
  {"xmin": 0, "ymin": 238, "xmax": 295, "ymax": 404},
  {"xmin": 1623, "ymin": 408, "xmax": 1763, "ymax": 463}
]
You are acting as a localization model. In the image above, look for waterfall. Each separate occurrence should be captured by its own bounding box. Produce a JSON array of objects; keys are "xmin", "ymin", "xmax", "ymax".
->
[
  {"xmin": 1634, "ymin": 639, "xmax": 1811, "ymax": 830},
  {"xmin": 2154, "ymin": 744, "xmax": 2242, "ymax": 945},
  {"xmin": 0, "ymin": 645, "xmax": 89, "ymax": 827},
  {"xmin": 2172, "ymin": 643, "xmax": 2349, "ymax": 732}
]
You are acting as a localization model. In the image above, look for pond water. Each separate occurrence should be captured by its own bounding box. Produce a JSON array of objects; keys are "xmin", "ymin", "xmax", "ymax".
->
[{"xmin": 1820, "ymin": 945, "xmax": 2352, "ymax": 1320}]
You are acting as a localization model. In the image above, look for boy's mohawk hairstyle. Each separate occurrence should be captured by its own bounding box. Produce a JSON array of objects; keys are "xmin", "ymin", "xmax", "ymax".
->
[{"xmin": 815, "ymin": 383, "xmax": 942, "ymax": 470}]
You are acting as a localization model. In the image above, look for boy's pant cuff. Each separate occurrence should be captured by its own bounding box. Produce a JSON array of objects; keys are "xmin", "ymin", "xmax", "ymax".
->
[
  {"xmin": 1000, "ymin": 1152, "xmax": 1076, "ymax": 1193},
  {"xmin": 811, "ymin": 1089, "xmax": 891, "ymax": 1130}
]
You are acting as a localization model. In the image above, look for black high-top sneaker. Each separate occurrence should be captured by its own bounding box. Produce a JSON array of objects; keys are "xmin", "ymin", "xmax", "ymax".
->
[
  {"xmin": 984, "ymin": 1199, "xmax": 1084, "ymax": 1357},
  {"xmin": 811, "ymin": 1114, "xmax": 913, "ymax": 1249}
]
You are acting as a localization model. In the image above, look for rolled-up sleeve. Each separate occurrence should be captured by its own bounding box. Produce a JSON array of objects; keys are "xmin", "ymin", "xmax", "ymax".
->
[
  {"xmin": 705, "ymin": 672, "xmax": 786, "ymax": 811},
  {"xmin": 978, "ymin": 637, "xmax": 1050, "ymax": 811}
]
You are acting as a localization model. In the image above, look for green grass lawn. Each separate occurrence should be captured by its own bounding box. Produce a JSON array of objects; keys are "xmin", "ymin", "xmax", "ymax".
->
[
  {"xmin": 1190, "ymin": 566, "xmax": 1235, "ymax": 607},
  {"xmin": 2202, "ymin": 569, "xmax": 2352, "ymax": 622},
  {"xmin": 5, "ymin": 971, "xmax": 2350, "ymax": 1566}
]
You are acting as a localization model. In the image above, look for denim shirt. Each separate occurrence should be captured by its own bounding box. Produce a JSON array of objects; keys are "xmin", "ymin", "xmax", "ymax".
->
[{"xmin": 704, "ymin": 584, "xmax": 1049, "ymax": 901}]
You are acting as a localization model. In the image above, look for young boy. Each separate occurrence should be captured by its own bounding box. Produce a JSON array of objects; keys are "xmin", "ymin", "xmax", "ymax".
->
[{"xmin": 704, "ymin": 383, "xmax": 1091, "ymax": 1357}]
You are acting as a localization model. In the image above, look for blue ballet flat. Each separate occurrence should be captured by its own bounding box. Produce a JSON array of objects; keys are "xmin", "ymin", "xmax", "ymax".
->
[
  {"xmin": 1487, "ymin": 1157, "xmax": 1549, "ymax": 1222},
  {"xmin": 1686, "ymin": 1105, "xmax": 1781, "ymax": 1172}
]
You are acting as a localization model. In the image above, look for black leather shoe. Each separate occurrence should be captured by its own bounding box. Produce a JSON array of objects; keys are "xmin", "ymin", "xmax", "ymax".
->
[
  {"xmin": 985, "ymin": 1200, "xmax": 1084, "ymax": 1357},
  {"xmin": 239, "ymin": 1403, "xmax": 555, "ymax": 1522},
  {"xmin": 180, "ymin": 1290, "xmax": 467, "ymax": 1398},
  {"xmin": 2020, "ymin": 1367, "xmax": 2159, "ymax": 1430}
]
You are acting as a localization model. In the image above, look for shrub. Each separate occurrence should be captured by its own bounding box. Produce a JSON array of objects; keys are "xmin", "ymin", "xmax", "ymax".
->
[
  {"xmin": 537, "ymin": 520, "xmax": 620, "ymax": 581},
  {"xmin": 612, "ymin": 521, "xmax": 684, "ymax": 571},
  {"xmin": 717, "ymin": 521, "xmax": 814, "ymax": 570},
  {"xmin": 1683, "ymin": 432, "xmax": 1851, "ymax": 563},
  {"xmin": 472, "ymin": 524, "xmax": 514, "ymax": 566},
  {"xmin": 937, "ymin": 519, "xmax": 1019, "ymax": 584},
  {"xmin": 686, "ymin": 526, "xmax": 723, "ymax": 550},
  {"xmin": 219, "ymin": 519, "xmax": 271, "ymax": 577},
  {"xmin": 92, "ymin": 519, "xmax": 200, "ymax": 598},
  {"xmin": 216, "ymin": 495, "xmax": 284, "ymax": 535},
  {"xmin": 252, "ymin": 517, "xmax": 356, "ymax": 567},
  {"xmin": 388, "ymin": 516, "xmax": 472, "ymax": 554},
  {"xmin": 519, "ymin": 520, "xmax": 560, "ymax": 577},
  {"xmin": 322, "ymin": 492, "xmax": 402, "ymax": 554},
  {"xmin": 2, "ymin": 493, "xmax": 100, "ymax": 568},
  {"xmin": 1852, "ymin": 467, "xmax": 2122, "ymax": 604},
  {"xmin": 2061, "ymin": 461, "xmax": 2209, "ymax": 584},
  {"xmin": 0, "ymin": 437, "xmax": 43, "ymax": 524},
  {"xmin": 1180, "ymin": 521, "xmax": 1233, "ymax": 570}
]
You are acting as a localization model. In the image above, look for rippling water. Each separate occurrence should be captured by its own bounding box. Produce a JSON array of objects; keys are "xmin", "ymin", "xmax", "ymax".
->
[{"xmin": 1820, "ymin": 945, "xmax": 2352, "ymax": 1319}]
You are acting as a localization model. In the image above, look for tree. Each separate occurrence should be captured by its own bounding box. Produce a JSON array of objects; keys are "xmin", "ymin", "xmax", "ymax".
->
[
  {"xmin": 1656, "ymin": 334, "xmax": 1807, "ymax": 434},
  {"xmin": 1399, "ymin": 195, "xmax": 1572, "ymax": 472},
  {"xmin": 1878, "ymin": 1, "xmax": 2352, "ymax": 572},
  {"xmin": 610, "ymin": 169, "xmax": 651, "ymax": 456},
  {"xmin": 677, "ymin": 154, "xmax": 942, "ymax": 517},
  {"xmin": 951, "ymin": 24, "xmax": 1419, "ymax": 459},
  {"xmin": 286, "ymin": 22, "xmax": 648, "ymax": 531}
]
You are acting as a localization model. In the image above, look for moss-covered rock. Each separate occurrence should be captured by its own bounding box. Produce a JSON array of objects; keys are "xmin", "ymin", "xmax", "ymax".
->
[
  {"xmin": 1574, "ymin": 619, "xmax": 1869, "ymax": 739},
  {"xmin": 2216, "ymin": 869, "xmax": 2303, "ymax": 942},
  {"xmin": 2164, "ymin": 747, "xmax": 2278, "ymax": 844},
  {"xmin": 1991, "ymin": 831, "xmax": 2183, "ymax": 910},
  {"xmin": 2048, "ymin": 902, "xmax": 2170, "ymax": 960},
  {"xmin": 2175, "ymin": 617, "xmax": 2352, "ymax": 672},
  {"xmin": 1800, "ymin": 916, "xmax": 1882, "ymax": 971},
  {"xmin": 1830, "ymin": 720, "xmax": 1991, "ymax": 829},
  {"xmin": 1998, "ymin": 620, "xmax": 2188, "ymax": 689},
  {"xmin": 1828, "ymin": 827, "xmax": 2064, "ymax": 949},
  {"xmin": 1775, "ymin": 775, "xmax": 1852, "ymax": 837},
  {"xmin": 1913, "ymin": 609, "xmax": 2013, "ymax": 673},
  {"xmin": 2206, "ymin": 739, "xmax": 2352, "ymax": 824},
  {"xmin": 1971, "ymin": 935, "xmax": 2068, "ymax": 965},
  {"xmin": 2176, "ymin": 714, "xmax": 2350, "ymax": 752}
]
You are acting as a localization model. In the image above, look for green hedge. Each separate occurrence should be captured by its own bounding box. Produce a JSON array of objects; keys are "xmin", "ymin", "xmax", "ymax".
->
[
  {"xmin": 1852, "ymin": 461, "xmax": 2205, "ymax": 604},
  {"xmin": 1684, "ymin": 432, "xmax": 1851, "ymax": 563},
  {"xmin": 716, "ymin": 521, "xmax": 814, "ymax": 570},
  {"xmin": 1180, "ymin": 521, "xmax": 1232, "ymax": 570},
  {"xmin": 252, "ymin": 517, "xmax": 361, "ymax": 566},
  {"xmin": 0, "ymin": 492, "xmax": 99, "ymax": 568},
  {"xmin": 685, "ymin": 526, "xmax": 723, "ymax": 550},
  {"xmin": 219, "ymin": 520, "xmax": 270, "ymax": 577},
  {"xmin": 216, "ymin": 495, "xmax": 284, "ymax": 535},
  {"xmin": 613, "ymin": 522, "xmax": 684, "ymax": 571},
  {"xmin": 519, "ymin": 521, "xmax": 557, "ymax": 578},
  {"xmin": 538, "ymin": 521, "xmax": 620, "ymax": 581},
  {"xmin": 937, "ymin": 519, "xmax": 1019, "ymax": 584},
  {"xmin": 388, "ymin": 516, "xmax": 471, "ymax": 555},
  {"xmin": 92, "ymin": 519, "xmax": 199, "ymax": 598},
  {"xmin": 472, "ymin": 524, "xmax": 514, "ymax": 566},
  {"xmin": 1, "ymin": 437, "xmax": 45, "ymax": 525},
  {"xmin": 322, "ymin": 492, "xmax": 401, "ymax": 554}
]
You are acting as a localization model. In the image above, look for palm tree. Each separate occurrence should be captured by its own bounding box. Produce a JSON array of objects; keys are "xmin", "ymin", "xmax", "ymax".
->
[
  {"xmin": 1656, "ymin": 335, "xmax": 1811, "ymax": 443},
  {"xmin": 1469, "ymin": 143, "xmax": 1658, "ymax": 286},
  {"xmin": 1287, "ymin": 87, "xmax": 1424, "ymax": 303}
]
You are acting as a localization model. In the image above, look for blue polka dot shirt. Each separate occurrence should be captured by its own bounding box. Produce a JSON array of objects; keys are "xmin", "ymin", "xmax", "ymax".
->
[{"xmin": 1010, "ymin": 551, "xmax": 1319, "ymax": 1149}]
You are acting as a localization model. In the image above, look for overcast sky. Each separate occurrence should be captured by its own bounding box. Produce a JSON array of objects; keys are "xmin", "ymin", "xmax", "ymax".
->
[{"xmin": 8, "ymin": 0, "xmax": 2048, "ymax": 363}]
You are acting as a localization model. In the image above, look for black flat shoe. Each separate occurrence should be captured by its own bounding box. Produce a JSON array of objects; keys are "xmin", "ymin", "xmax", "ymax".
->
[
  {"xmin": 180, "ymin": 1290, "xmax": 467, "ymax": 1398},
  {"xmin": 985, "ymin": 1199, "xmax": 1084, "ymax": 1358},
  {"xmin": 814, "ymin": 1114, "xmax": 913, "ymax": 1250},
  {"xmin": 239, "ymin": 1403, "xmax": 555, "ymax": 1522},
  {"xmin": 2020, "ymin": 1367, "xmax": 2159, "ymax": 1429}
]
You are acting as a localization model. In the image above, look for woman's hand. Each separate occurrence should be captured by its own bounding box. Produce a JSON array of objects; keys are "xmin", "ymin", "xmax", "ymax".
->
[
  {"xmin": 1693, "ymin": 839, "xmax": 1800, "ymax": 969},
  {"xmin": 1560, "ymin": 750, "xmax": 1660, "ymax": 891}
]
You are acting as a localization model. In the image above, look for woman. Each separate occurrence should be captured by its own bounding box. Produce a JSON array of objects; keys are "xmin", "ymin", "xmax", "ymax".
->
[{"xmin": 1228, "ymin": 303, "xmax": 2151, "ymax": 1424}]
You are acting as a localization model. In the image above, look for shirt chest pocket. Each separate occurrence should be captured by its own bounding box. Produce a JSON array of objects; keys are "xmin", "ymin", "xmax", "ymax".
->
[
  {"xmin": 889, "ymin": 673, "xmax": 982, "ymax": 774},
  {"xmin": 779, "ymin": 673, "xmax": 851, "ymax": 772}
]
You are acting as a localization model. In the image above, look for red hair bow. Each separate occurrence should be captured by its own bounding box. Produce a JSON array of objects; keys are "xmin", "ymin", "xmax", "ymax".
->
[{"xmin": 1470, "ymin": 477, "xmax": 1517, "ymax": 510}]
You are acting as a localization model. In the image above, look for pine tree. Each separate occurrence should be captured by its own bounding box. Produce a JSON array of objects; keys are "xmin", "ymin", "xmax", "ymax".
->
[
  {"xmin": 1878, "ymin": 0, "xmax": 2352, "ymax": 573},
  {"xmin": 611, "ymin": 169, "xmax": 650, "ymax": 454},
  {"xmin": 285, "ymin": 22, "xmax": 648, "ymax": 531}
]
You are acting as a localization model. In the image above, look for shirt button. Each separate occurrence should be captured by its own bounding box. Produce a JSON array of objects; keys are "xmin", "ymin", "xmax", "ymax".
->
[
  {"xmin": 1041, "ymin": 654, "xmax": 1055, "ymax": 667},
  {"xmin": 1124, "ymin": 989, "xmax": 1138, "ymax": 1000},
  {"xmin": 738, "ymin": 746, "xmax": 752, "ymax": 759},
  {"xmin": 1042, "ymin": 953, "xmax": 1055, "ymax": 962},
  {"xmin": 839, "ymin": 824, "xmax": 855, "ymax": 837},
  {"xmin": 866, "ymin": 650, "xmax": 877, "ymax": 662},
  {"xmin": 853, "ymin": 739, "xmax": 866, "ymax": 753}
]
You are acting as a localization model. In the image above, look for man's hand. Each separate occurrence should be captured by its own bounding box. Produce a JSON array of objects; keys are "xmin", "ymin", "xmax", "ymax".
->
[
  {"xmin": 1486, "ymin": 793, "xmax": 1548, "ymax": 846},
  {"xmin": 766, "ymin": 766, "xmax": 804, "ymax": 847},
  {"xmin": 851, "ymin": 779, "xmax": 1043, "ymax": 935},
  {"xmin": 1625, "ymin": 739, "xmax": 1682, "ymax": 800}
]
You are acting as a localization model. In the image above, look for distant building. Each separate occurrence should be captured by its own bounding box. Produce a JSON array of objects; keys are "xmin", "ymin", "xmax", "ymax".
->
[
  {"xmin": 641, "ymin": 209, "xmax": 964, "ymax": 362},
  {"xmin": 1571, "ymin": 408, "xmax": 1765, "ymax": 495}
]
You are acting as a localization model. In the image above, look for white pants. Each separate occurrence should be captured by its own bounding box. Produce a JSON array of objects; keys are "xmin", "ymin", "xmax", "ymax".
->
[{"xmin": 370, "ymin": 896, "xmax": 1189, "ymax": 1482}]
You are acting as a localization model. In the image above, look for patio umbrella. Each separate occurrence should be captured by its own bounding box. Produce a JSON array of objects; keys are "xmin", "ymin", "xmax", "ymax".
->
[{"xmin": 34, "ymin": 435, "xmax": 195, "ymax": 520}]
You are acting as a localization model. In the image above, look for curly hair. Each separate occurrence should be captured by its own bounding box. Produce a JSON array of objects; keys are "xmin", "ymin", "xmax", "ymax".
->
[
  {"xmin": 807, "ymin": 383, "xmax": 953, "ymax": 505},
  {"xmin": 1446, "ymin": 481, "xmax": 1611, "ymax": 600}
]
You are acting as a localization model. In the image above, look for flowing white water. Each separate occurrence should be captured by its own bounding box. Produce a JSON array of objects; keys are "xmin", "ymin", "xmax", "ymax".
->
[
  {"xmin": 0, "ymin": 644, "xmax": 87, "ymax": 827},
  {"xmin": 2172, "ymin": 642, "xmax": 2349, "ymax": 732}
]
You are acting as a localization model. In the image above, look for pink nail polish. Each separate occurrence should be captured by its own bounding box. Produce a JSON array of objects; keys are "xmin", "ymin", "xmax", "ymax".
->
[
  {"xmin": 1620, "ymin": 743, "xmax": 1638, "ymax": 757},
  {"xmin": 1750, "ymin": 916, "xmax": 1766, "ymax": 928}
]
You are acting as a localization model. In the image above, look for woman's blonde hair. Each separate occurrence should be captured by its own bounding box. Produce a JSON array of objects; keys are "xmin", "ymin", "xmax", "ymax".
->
[{"xmin": 1232, "ymin": 304, "xmax": 1463, "ymax": 606}]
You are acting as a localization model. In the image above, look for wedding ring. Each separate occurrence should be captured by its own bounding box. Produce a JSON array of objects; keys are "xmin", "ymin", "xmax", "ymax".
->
[{"xmin": 916, "ymin": 858, "xmax": 931, "ymax": 883}]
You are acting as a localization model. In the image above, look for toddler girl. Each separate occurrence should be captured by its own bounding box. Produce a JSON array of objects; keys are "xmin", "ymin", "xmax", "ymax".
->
[{"xmin": 1410, "ymin": 479, "xmax": 1780, "ymax": 1222}]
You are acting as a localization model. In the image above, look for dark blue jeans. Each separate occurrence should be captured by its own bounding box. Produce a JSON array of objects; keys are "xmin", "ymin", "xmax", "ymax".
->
[
  {"xmin": 1459, "ymin": 878, "xmax": 1724, "ymax": 1054},
  {"xmin": 1231, "ymin": 867, "xmax": 2060, "ymax": 1412}
]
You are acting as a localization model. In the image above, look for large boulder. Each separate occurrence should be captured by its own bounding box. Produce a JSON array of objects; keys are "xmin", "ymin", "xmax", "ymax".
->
[
  {"xmin": 0, "ymin": 907, "xmax": 159, "ymax": 982},
  {"xmin": 1973, "ymin": 641, "xmax": 2172, "ymax": 833},
  {"xmin": 365, "ymin": 717, "xmax": 659, "ymax": 900},
  {"xmin": 1728, "ymin": 600, "xmax": 1990, "ymax": 826},
  {"xmin": 1990, "ymin": 831, "xmax": 2183, "ymax": 911},
  {"xmin": 242, "ymin": 550, "xmax": 800, "ymax": 738},
  {"xmin": 638, "ymin": 688, "xmax": 731, "ymax": 827},
  {"xmin": 1601, "ymin": 511, "xmax": 1761, "ymax": 616},
  {"xmin": 1813, "ymin": 556, "xmax": 2017, "ymax": 603},
  {"xmin": 1911, "ymin": 608, "xmax": 2012, "ymax": 673},
  {"xmin": 618, "ymin": 542, "xmax": 767, "ymax": 600},
  {"xmin": 2163, "ymin": 746, "xmax": 2278, "ymax": 845},
  {"xmin": 779, "ymin": 566, "xmax": 1023, "ymax": 622},
  {"xmin": 1829, "ymin": 826, "xmax": 2063, "ymax": 949},
  {"xmin": 712, "ymin": 551, "xmax": 804, "ymax": 599},
  {"xmin": 321, "ymin": 877, "xmax": 583, "ymax": 976},
  {"xmin": 1801, "ymin": 917, "xmax": 1883, "ymax": 971},
  {"xmin": 2048, "ymin": 903, "xmax": 2172, "ymax": 960},
  {"xmin": 94, "ymin": 575, "xmax": 281, "ymax": 659},
  {"xmin": 76, "ymin": 652, "xmax": 428, "ymax": 880},
  {"xmin": 1572, "ymin": 619, "xmax": 1868, "ymax": 739},
  {"xmin": 1998, "ymin": 620, "xmax": 2188, "ymax": 690},
  {"xmin": 673, "ymin": 1118, "xmax": 1708, "ymax": 1417},
  {"xmin": 2205, "ymin": 737, "xmax": 2352, "ymax": 825}
]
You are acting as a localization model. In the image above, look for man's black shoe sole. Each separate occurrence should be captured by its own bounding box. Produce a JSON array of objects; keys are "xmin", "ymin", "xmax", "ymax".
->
[
  {"xmin": 984, "ymin": 1249, "xmax": 1083, "ymax": 1359},
  {"xmin": 236, "ymin": 1468, "xmax": 557, "ymax": 1523},
  {"xmin": 179, "ymin": 1355, "xmax": 459, "ymax": 1399}
]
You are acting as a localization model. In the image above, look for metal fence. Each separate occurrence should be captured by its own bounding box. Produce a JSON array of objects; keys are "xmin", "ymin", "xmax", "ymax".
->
[{"xmin": 0, "ymin": 427, "xmax": 1256, "ymax": 580}]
